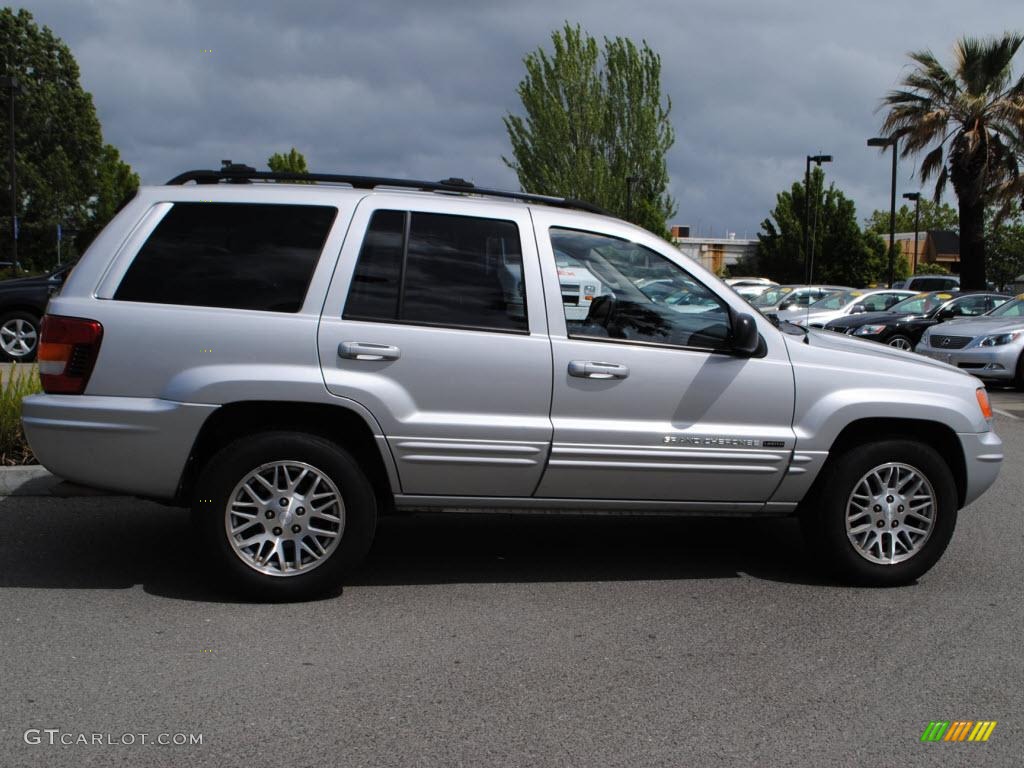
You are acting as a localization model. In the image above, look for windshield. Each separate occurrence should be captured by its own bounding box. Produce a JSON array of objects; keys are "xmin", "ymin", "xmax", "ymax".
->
[
  {"xmin": 887, "ymin": 292, "xmax": 952, "ymax": 315},
  {"xmin": 752, "ymin": 287, "xmax": 795, "ymax": 307},
  {"xmin": 988, "ymin": 298, "xmax": 1024, "ymax": 317},
  {"xmin": 808, "ymin": 289, "xmax": 862, "ymax": 311}
]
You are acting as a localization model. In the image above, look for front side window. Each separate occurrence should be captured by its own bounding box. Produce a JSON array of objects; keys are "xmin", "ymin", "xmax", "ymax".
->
[
  {"xmin": 944, "ymin": 295, "xmax": 994, "ymax": 317},
  {"xmin": 344, "ymin": 210, "xmax": 527, "ymax": 333},
  {"xmin": 989, "ymin": 298, "xmax": 1024, "ymax": 317},
  {"xmin": 549, "ymin": 228, "xmax": 730, "ymax": 350},
  {"xmin": 115, "ymin": 203, "xmax": 337, "ymax": 312}
]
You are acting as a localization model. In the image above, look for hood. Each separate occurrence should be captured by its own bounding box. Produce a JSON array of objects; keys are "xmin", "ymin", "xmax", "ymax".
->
[
  {"xmin": 0, "ymin": 274, "xmax": 53, "ymax": 290},
  {"xmin": 928, "ymin": 316, "xmax": 1024, "ymax": 338},
  {"xmin": 825, "ymin": 310, "xmax": 920, "ymax": 329},
  {"xmin": 792, "ymin": 326, "xmax": 970, "ymax": 377}
]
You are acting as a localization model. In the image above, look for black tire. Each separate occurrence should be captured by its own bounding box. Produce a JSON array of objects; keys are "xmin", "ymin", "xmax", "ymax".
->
[
  {"xmin": 0, "ymin": 310, "xmax": 40, "ymax": 362},
  {"xmin": 193, "ymin": 431, "xmax": 377, "ymax": 601},
  {"xmin": 886, "ymin": 334, "xmax": 914, "ymax": 351},
  {"xmin": 1014, "ymin": 351, "xmax": 1024, "ymax": 392},
  {"xmin": 800, "ymin": 440, "xmax": 957, "ymax": 586}
]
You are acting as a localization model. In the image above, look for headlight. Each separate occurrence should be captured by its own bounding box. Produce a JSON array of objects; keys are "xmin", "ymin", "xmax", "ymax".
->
[
  {"xmin": 583, "ymin": 284, "xmax": 598, "ymax": 294},
  {"xmin": 855, "ymin": 324, "xmax": 887, "ymax": 336},
  {"xmin": 979, "ymin": 331, "xmax": 1022, "ymax": 347}
]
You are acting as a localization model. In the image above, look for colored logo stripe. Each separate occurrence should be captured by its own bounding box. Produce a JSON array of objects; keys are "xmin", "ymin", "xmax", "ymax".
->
[{"xmin": 921, "ymin": 721, "xmax": 996, "ymax": 742}]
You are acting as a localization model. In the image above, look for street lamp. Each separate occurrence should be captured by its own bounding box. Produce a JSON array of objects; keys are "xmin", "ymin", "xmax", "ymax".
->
[
  {"xmin": 625, "ymin": 175, "xmax": 639, "ymax": 221},
  {"xmin": 804, "ymin": 154, "xmax": 832, "ymax": 284},
  {"xmin": 0, "ymin": 76, "xmax": 19, "ymax": 278},
  {"xmin": 903, "ymin": 192, "xmax": 921, "ymax": 276},
  {"xmin": 868, "ymin": 136, "xmax": 898, "ymax": 286}
]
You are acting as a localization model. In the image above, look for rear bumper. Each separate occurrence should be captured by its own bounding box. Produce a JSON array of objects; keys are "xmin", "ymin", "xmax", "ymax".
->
[
  {"xmin": 957, "ymin": 429, "xmax": 1003, "ymax": 507},
  {"xmin": 21, "ymin": 395, "xmax": 217, "ymax": 499}
]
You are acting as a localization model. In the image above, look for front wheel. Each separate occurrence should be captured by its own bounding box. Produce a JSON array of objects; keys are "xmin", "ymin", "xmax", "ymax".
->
[
  {"xmin": 887, "ymin": 334, "xmax": 914, "ymax": 351},
  {"xmin": 193, "ymin": 432, "xmax": 377, "ymax": 600},
  {"xmin": 800, "ymin": 440, "xmax": 957, "ymax": 586}
]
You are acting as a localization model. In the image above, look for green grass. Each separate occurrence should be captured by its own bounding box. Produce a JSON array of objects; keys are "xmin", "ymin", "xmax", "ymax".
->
[{"xmin": 0, "ymin": 363, "xmax": 42, "ymax": 465}]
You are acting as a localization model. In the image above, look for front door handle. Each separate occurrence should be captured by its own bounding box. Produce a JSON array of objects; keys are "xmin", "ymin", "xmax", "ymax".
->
[
  {"xmin": 339, "ymin": 341, "xmax": 401, "ymax": 361},
  {"xmin": 568, "ymin": 360, "xmax": 629, "ymax": 379}
]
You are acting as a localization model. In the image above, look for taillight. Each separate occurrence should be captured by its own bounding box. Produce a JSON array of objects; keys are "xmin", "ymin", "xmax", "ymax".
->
[{"xmin": 38, "ymin": 315, "xmax": 104, "ymax": 394}]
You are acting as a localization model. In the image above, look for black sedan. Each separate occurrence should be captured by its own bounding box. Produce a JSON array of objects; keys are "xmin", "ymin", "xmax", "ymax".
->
[
  {"xmin": 823, "ymin": 290, "xmax": 1010, "ymax": 350},
  {"xmin": 0, "ymin": 264, "xmax": 73, "ymax": 362}
]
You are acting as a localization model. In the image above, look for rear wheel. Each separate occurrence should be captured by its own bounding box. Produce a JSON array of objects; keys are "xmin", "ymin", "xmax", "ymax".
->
[
  {"xmin": 193, "ymin": 431, "xmax": 377, "ymax": 600},
  {"xmin": 887, "ymin": 334, "xmax": 914, "ymax": 351},
  {"xmin": 0, "ymin": 310, "xmax": 40, "ymax": 361},
  {"xmin": 800, "ymin": 440, "xmax": 957, "ymax": 586}
]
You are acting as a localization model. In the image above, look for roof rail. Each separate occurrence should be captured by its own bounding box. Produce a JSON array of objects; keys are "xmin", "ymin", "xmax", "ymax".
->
[{"xmin": 165, "ymin": 166, "xmax": 610, "ymax": 216}]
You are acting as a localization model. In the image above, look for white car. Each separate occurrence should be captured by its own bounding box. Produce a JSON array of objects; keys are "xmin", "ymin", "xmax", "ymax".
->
[
  {"xmin": 556, "ymin": 254, "xmax": 604, "ymax": 321},
  {"xmin": 781, "ymin": 289, "xmax": 916, "ymax": 328},
  {"xmin": 726, "ymin": 277, "xmax": 777, "ymax": 299}
]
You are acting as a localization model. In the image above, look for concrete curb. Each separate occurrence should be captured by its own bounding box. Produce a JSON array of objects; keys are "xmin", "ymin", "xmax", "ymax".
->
[{"xmin": 0, "ymin": 466, "xmax": 121, "ymax": 497}]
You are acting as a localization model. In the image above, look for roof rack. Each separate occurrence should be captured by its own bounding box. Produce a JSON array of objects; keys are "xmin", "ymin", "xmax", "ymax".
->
[{"xmin": 165, "ymin": 162, "xmax": 610, "ymax": 216}]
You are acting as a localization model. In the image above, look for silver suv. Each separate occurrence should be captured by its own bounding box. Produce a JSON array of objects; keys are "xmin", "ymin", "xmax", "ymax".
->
[{"xmin": 22, "ymin": 166, "xmax": 1003, "ymax": 599}]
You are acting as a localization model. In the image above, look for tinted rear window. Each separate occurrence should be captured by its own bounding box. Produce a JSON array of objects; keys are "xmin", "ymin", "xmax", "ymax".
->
[{"xmin": 115, "ymin": 203, "xmax": 337, "ymax": 312}]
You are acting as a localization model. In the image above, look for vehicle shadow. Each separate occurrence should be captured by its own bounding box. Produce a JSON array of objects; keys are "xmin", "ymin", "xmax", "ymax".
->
[{"xmin": 0, "ymin": 497, "xmax": 845, "ymax": 603}]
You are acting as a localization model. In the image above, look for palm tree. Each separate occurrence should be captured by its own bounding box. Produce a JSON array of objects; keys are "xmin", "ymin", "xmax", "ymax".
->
[{"xmin": 880, "ymin": 33, "xmax": 1024, "ymax": 288}]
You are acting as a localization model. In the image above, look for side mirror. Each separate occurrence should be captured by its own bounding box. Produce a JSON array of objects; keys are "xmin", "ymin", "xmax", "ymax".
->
[
  {"xmin": 778, "ymin": 300, "xmax": 795, "ymax": 311},
  {"xmin": 731, "ymin": 312, "xmax": 761, "ymax": 356},
  {"xmin": 937, "ymin": 307, "xmax": 958, "ymax": 320},
  {"xmin": 851, "ymin": 303, "xmax": 867, "ymax": 314}
]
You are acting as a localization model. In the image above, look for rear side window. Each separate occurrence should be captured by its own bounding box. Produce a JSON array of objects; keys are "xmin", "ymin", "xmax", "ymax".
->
[
  {"xmin": 344, "ymin": 210, "xmax": 527, "ymax": 333},
  {"xmin": 115, "ymin": 203, "xmax": 337, "ymax": 312}
]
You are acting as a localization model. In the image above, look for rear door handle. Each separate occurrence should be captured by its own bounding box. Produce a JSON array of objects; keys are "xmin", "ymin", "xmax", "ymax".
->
[
  {"xmin": 339, "ymin": 341, "xmax": 401, "ymax": 361},
  {"xmin": 568, "ymin": 360, "xmax": 629, "ymax": 379}
]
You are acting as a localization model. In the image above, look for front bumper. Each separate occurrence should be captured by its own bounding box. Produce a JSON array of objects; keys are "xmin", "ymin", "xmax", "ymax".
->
[
  {"xmin": 21, "ymin": 395, "xmax": 218, "ymax": 498},
  {"xmin": 918, "ymin": 344, "xmax": 1020, "ymax": 380},
  {"xmin": 957, "ymin": 429, "xmax": 1003, "ymax": 507}
]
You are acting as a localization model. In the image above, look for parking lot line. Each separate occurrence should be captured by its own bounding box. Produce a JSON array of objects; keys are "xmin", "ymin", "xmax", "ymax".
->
[{"xmin": 994, "ymin": 408, "xmax": 1020, "ymax": 420}]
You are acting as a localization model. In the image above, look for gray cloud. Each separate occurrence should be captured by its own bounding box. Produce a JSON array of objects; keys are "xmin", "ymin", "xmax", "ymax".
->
[{"xmin": 26, "ymin": 0, "xmax": 1024, "ymax": 235}]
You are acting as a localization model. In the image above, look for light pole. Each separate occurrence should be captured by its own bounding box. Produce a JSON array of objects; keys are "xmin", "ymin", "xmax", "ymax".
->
[
  {"xmin": 625, "ymin": 175, "xmax": 639, "ymax": 221},
  {"xmin": 804, "ymin": 154, "xmax": 831, "ymax": 284},
  {"xmin": 868, "ymin": 136, "xmax": 898, "ymax": 286},
  {"xmin": 1, "ymin": 76, "xmax": 19, "ymax": 278},
  {"xmin": 903, "ymin": 192, "xmax": 921, "ymax": 276}
]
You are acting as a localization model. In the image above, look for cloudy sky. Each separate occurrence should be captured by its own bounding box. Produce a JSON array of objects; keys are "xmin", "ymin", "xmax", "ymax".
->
[{"xmin": 25, "ymin": 0, "xmax": 1024, "ymax": 236}]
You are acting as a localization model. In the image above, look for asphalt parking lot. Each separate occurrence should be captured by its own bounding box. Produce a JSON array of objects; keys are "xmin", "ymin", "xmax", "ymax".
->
[{"xmin": 0, "ymin": 394, "xmax": 1022, "ymax": 767}]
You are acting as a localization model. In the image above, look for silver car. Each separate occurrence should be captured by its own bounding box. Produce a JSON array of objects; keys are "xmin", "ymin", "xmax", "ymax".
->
[
  {"xmin": 751, "ymin": 284, "xmax": 852, "ymax": 314},
  {"xmin": 21, "ymin": 166, "xmax": 1003, "ymax": 599},
  {"xmin": 917, "ymin": 296, "xmax": 1024, "ymax": 387},
  {"xmin": 780, "ymin": 289, "xmax": 916, "ymax": 328}
]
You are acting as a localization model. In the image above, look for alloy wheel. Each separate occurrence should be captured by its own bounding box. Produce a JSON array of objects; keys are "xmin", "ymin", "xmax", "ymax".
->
[
  {"xmin": 845, "ymin": 462, "xmax": 935, "ymax": 565},
  {"xmin": 225, "ymin": 460, "xmax": 345, "ymax": 577}
]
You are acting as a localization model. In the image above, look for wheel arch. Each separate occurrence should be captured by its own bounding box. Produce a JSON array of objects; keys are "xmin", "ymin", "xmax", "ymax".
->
[
  {"xmin": 176, "ymin": 400, "xmax": 399, "ymax": 512},
  {"xmin": 809, "ymin": 418, "xmax": 967, "ymax": 509}
]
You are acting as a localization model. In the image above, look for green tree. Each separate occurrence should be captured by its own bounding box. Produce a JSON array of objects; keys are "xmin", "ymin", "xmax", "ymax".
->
[
  {"xmin": 913, "ymin": 262, "xmax": 950, "ymax": 276},
  {"xmin": 754, "ymin": 168, "xmax": 888, "ymax": 286},
  {"xmin": 503, "ymin": 23, "xmax": 676, "ymax": 236},
  {"xmin": 0, "ymin": 8, "xmax": 104, "ymax": 270},
  {"xmin": 268, "ymin": 147, "xmax": 309, "ymax": 176},
  {"xmin": 880, "ymin": 33, "xmax": 1024, "ymax": 289},
  {"xmin": 987, "ymin": 205, "xmax": 1024, "ymax": 290},
  {"xmin": 864, "ymin": 199, "xmax": 958, "ymax": 234},
  {"xmin": 75, "ymin": 144, "xmax": 139, "ymax": 253}
]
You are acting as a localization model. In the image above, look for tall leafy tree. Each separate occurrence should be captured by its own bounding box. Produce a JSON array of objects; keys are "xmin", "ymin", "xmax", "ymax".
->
[
  {"xmin": 987, "ymin": 204, "xmax": 1024, "ymax": 290},
  {"xmin": 76, "ymin": 144, "xmax": 140, "ymax": 252},
  {"xmin": 0, "ymin": 8, "xmax": 104, "ymax": 269},
  {"xmin": 879, "ymin": 33, "xmax": 1024, "ymax": 288},
  {"xmin": 503, "ymin": 23, "xmax": 676, "ymax": 236},
  {"xmin": 268, "ymin": 148, "xmax": 309, "ymax": 176},
  {"xmin": 754, "ymin": 168, "xmax": 890, "ymax": 285},
  {"xmin": 864, "ymin": 199, "xmax": 958, "ymax": 234}
]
